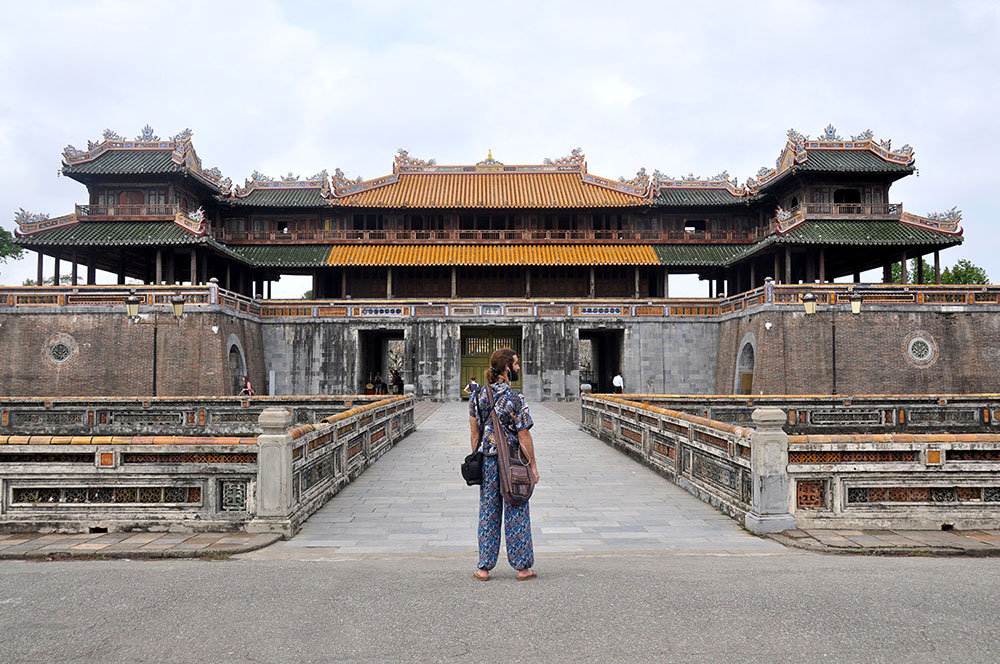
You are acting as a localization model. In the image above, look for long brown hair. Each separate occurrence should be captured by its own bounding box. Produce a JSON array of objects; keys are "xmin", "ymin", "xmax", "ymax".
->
[{"xmin": 485, "ymin": 347, "xmax": 516, "ymax": 384}]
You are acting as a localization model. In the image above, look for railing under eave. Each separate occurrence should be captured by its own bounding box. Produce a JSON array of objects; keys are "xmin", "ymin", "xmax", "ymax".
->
[
  {"xmin": 211, "ymin": 228, "xmax": 758, "ymax": 244},
  {"xmin": 75, "ymin": 204, "xmax": 180, "ymax": 219}
]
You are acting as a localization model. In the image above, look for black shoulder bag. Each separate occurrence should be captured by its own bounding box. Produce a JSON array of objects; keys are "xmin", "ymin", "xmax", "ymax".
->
[{"xmin": 461, "ymin": 388, "xmax": 485, "ymax": 485}]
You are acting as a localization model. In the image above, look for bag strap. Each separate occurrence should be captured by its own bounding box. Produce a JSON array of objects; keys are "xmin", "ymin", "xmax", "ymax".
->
[{"xmin": 486, "ymin": 384, "xmax": 512, "ymax": 453}]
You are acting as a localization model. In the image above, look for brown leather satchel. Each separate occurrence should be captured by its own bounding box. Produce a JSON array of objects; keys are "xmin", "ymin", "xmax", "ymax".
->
[{"xmin": 485, "ymin": 385, "xmax": 534, "ymax": 506}]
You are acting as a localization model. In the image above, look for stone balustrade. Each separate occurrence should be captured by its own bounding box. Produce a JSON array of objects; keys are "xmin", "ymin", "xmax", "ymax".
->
[
  {"xmin": 584, "ymin": 394, "xmax": 1000, "ymax": 531},
  {"xmin": 0, "ymin": 395, "xmax": 415, "ymax": 535}
]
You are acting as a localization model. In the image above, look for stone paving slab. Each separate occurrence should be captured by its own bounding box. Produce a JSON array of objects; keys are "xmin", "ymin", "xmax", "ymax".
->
[
  {"xmin": 243, "ymin": 400, "xmax": 787, "ymax": 560},
  {"xmin": 0, "ymin": 532, "xmax": 282, "ymax": 559},
  {"xmin": 772, "ymin": 528, "xmax": 1000, "ymax": 555}
]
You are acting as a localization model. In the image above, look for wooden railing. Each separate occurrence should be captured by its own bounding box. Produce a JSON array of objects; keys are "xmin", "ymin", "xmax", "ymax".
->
[
  {"xmin": 800, "ymin": 202, "xmax": 902, "ymax": 218},
  {"xmin": 212, "ymin": 228, "xmax": 758, "ymax": 245},
  {"xmin": 76, "ymin": 204, "xmax": 180, "ymax": 218}
]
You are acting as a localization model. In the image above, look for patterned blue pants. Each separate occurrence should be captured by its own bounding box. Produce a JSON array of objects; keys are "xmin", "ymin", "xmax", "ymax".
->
[{"xmin": 478, "ymin": 455, "xmax": 534, "ymax": 571}]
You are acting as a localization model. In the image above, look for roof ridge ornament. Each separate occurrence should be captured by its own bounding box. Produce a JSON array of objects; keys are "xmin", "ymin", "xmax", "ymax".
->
[
  {"xmin": 333, "ymin": 167, "xmax": 363, "ymax": 189},
  {"xmin": 171, "ymin": 128, "xmax": 193, "ymax": 142},
  {"xmin": 394, "ymin": 149, "xmax": 436, "ymax": 169},
  {"xmin": 618, "ymin": 167, "xmax": 648, "ymax": 188},
  {"xmin": 821, "ymin": 124, "xmax": 842, "ymax": 141},
  {"xmin": 543, "ymin": 148, "xmax": 585, "ymax": 166},
  {"xmin": 477, "ymin": 149, "xmax": 503, "ymax": 167},
  {"xmin": 14, "ymin": 208, "xmax": 49, "ymax": 226},
  {"xmin": 103, "ymin": 129, "xmax": 123, "ymax": 141},
  {"xmin": 136, "ymin": 124, "xmax": 159, "ymax": 141},
  {"xmin": 926, "ymin": 207, "xmax": 961, "ymax": 223},
  {"xmin": 851, "ymin": 129, "xmax": 874, "ymax": 141}
]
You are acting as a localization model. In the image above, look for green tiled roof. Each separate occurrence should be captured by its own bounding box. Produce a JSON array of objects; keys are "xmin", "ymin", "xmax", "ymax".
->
[
  {"xmin": 16, "ymin": 221, "xmax": 203, "ymax": 246},
  {"xmin": 797, "ymin": 149, "xmax": 914, "ymax": 173},
  {"xmin": 654, "ymin": 189, "xmax": 748, "ymax": 207},
  {"xmin": 654, "ymin": 245, "xmax": 745, "ymax": 266},
  {"xmin": 63, "ymin": 150, "xmax": 184, "ymax": 175},
  {"xmin": 15, "ymin": 221, "xmax": 250, "ymax": 263},
  {"xmin": 222, "ymin": 188, "xmax": 330, "ymax": 207},
  {"xmin": 774, "ymin": 221, "xmax": 960, "ymax": 245},
  {"xmin": 232, "ymin": 245, "xmax": 333, "ymax": 267}
]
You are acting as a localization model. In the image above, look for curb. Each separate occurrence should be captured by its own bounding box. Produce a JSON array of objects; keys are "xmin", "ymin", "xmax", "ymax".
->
[
  {"xmin": 0, "ymin": 533, "xmax": 284, "ymax": 561},
  {"xmin": 768, "ymin": 532, "xmax": 1000, "ymax": 557}
]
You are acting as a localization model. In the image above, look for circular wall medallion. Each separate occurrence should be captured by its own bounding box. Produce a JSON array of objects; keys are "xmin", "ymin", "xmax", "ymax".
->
[
  {"xmin": 44, "ymin": 334, "xmax": 79, "ymax": 366},
  {"xmin": 903, "ymin": 331, "xmax": 938, "ymax": 368}
]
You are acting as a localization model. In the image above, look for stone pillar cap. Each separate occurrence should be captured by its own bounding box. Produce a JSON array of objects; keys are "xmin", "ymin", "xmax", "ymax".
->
[
  {"xmin": 259, "ymin": 407, "xmax": 291, "ymax": 435},
  {"xmin": 751, "ymin": 407, "xmax": 786, "ymax": 428}
]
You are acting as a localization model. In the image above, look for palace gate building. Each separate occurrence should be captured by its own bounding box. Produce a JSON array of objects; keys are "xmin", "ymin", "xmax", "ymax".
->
[{"xmin": 7, "ymin": 124, "xmax": 974, "ymax": 400}]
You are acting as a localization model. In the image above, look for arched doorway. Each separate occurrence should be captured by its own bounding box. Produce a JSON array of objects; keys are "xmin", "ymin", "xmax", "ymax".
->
[
  {"xmin": 736, "ymin": 342, "xmax": 755, "ymax": 395},
  {"xmin": 226, "ymin": 335, "xmax": 247, "ymax": 396}
]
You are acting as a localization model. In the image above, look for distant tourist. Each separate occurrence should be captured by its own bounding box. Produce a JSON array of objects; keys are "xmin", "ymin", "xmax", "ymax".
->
[
  {"xmin": 469, "ymin": 348, "xmax": 539, "ymax": 581},
  {"xmin": 392, "ymin": 371, "xmax": 404, "ymax": 395},
  {"xmin": 373, "ymin": 373, "xmax": 386, "ymax": 395},
  {"xmin": 612, "ymin": 372, "xmax": 624, "ymax": 394},
  {"xmin": 238, "ymin": 376, "xmax": 254, "ymax": 396},
  {"xmin": 463, "ymin": 375, "xmax": 479, "ymax": 398}
]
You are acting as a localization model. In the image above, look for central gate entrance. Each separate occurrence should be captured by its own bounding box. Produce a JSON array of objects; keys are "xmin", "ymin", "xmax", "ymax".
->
[{"xmin": 459, "ymin": 326, "xmax": 522, "ymax": 399}]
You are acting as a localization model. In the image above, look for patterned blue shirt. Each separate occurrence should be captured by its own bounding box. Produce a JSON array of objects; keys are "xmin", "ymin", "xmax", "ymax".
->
[{"xmin": 469, "ymin": 382, "xmax": 533, "ymax": 456}]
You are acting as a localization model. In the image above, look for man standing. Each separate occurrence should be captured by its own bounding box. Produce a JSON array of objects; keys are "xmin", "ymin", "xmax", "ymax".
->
[{"xmin": 612, "ymin": 371, "xmax": 624, "ymax": 394}]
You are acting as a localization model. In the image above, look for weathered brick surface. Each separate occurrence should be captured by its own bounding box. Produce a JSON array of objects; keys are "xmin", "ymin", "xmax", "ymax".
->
[{"xmin": 0, "ymin": 310, "xmax": 265, "ymax": 397}]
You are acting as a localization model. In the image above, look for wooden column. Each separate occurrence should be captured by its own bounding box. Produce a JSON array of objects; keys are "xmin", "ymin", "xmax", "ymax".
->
[
  {"xmin": 853, "ymin": 271, "xmax": 860, "ymax": 283},
  {"xmin": 451, "ymin": 267, "xmax": 457, "ymax": 299},
  {"xmin": 934, "ymin": 251, "xmax": 941, "ymax": 284},
  {"xmin": 155, "ymin": 249, "xmax": 163, "ymax": 285},
  {"xmin": 900, "ymin": 251, "xmax": 908, "ymax": 284},
  {"xmin": 190, "ymin": 250, "xmax": 198, "ymax": 285},
  {"xmin": 387, "ymin": 268, "xmax": 393, "ymax": 298},
  {"xmin": 117, "ymin": 249, "xmax": 126, "ymax": 285},
  {"xmin": 715, "ymin": 277, "xmax": 724, "ymax": 298},
  {"xmin": 916, "ymin": 255, "xmax": 925, "ymax": 284},
  {"xmin": 342, "ymin": 270, "xmax": 348, "ymax": 299},
  {"xmin": 525, "ymin": 268, "xmax": 531, "ymax": 298},
  {"xmin": 818, "ymin": 248, "xmax": 826, "ymax": 283},
  {"xmin": 750, "ymin": 261, "xmax": 757, "ymax": 290},
  {"xmin": 225, "ymin": 263, "xmax": 231, "ymax": 291},
  {"xmin": 36, "ymin": 252, "xmax": 44, "ymax": 285},
  {"xmin": 71, "ymin": 251, "xmax": 79, "ymax": 286},
  {"xmin": 883, "ymin": 263, "xmax": 892, "ymax": 283},
  {"xmin": 805, "ymin": 250, "xmax": 815, "ymax": 284},
  {"xmin": 773, "ymin": 252, "xmax": 780, "ymax": 283},
  {"xmin": 267, "ymin": 280, "xmax": 272, "ymax": 299},
  {"xmin": 87, "ymin": 250, "xmax": 96, "ymax": 285},
  {"xmin": 784, "ymin": 246, "xmax": 792, "ymax": 284},
  {"xmin": 53, "ymin": 251, "xmax": 61, "ymax": 286},
  {"xmin": 663, "ymin": 268, "xmax": 669, "ymax": 298},
  {"xmin": 589, "ymin": 267, "xmax": 595, "ymax": 298},
  {"xmin": 166, "ymin": 251, "xmax": 175, "ymax": 285},
  {"xmin": 634, "ymin": 268, "xmax": 640, "ymax": 299},
  {"xmin": 709, "ymin": 278, "xmax": 714, "ymax": 298}
]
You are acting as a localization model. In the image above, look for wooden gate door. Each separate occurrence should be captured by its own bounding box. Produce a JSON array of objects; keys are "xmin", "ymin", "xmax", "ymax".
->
[{"xmin": 460, "ymin": 327, "xmax": 522, "ymax": 399}]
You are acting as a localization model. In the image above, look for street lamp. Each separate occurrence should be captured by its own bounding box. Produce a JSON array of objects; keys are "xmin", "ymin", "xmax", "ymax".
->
[
  {"xmin": 124, "ymin": 290, "xmax": 185, "ymax": 396},
  {"xmin": 802, "ymin": 292, "xmax": 817, "ymax": 315}
]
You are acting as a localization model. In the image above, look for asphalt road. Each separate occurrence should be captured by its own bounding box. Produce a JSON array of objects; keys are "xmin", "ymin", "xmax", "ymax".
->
[{"xmin": 1, "ymin": 552, "xmax": 998, "ymax": 663}]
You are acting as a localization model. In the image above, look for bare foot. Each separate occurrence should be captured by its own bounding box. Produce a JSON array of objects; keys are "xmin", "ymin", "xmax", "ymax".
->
[
  {"xmin": 473, "ymin": 569, "xmax": 490, "ymax": 581},
  {"xmin": 517, "ymin": 569, "xmax": 537, "ymax": 581}
]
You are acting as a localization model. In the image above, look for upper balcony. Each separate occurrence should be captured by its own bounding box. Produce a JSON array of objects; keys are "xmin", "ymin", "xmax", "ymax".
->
[
  {"xmin": 212, "ymin": 228, "xmax": 758, "ymax": 245},
  {"xmin": 76, "ymin": 204, "xmax": 180, "ymax": 220},
  {"xmin": 799, "ymin": 202, "xmax": 902, "ymax": 220}
]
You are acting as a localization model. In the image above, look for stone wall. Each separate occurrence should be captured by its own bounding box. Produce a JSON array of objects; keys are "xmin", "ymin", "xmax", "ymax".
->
[
  {"xmin": 0, "ymin": 308, "xmax": 265, "ymax": 398},
  {"xmin": 716, "ymin": 306, "xmax": 1000, "ymax": 395},
  {"xmin": 262, "ymin": 318, "xmax": 718, "ymax": 401}
]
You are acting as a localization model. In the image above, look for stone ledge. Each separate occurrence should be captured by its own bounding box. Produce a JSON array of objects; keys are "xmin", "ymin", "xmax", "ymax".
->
[
  {"xmin": 0, "ymin": 531, "xmax": 282, "ymax": 560},
  {"xmin": 769, "ymin": 528, "xmax": 1000, "ymax": 556}
]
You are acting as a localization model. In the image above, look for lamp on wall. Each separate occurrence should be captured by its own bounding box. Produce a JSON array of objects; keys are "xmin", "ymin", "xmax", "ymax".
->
[
  {"xmin": 125, "ymin": 289, "xmax": 141, "ymax": 321},
  {"xmin": 848, "ymin": 289, "xmax": 864, "ymax": 315},
  {"xmin": 171, "ymin": 294, "xmax": 186, "ymax": 319},
  {"xmin": 802, "ymin": 292, "xmax": 817, "ymax": 315}
]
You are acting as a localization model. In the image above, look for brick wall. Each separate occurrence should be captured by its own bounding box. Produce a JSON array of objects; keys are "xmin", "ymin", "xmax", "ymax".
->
[{"xmin": 0, "ymin": 310, "xmax": 265, "ymax": 397}]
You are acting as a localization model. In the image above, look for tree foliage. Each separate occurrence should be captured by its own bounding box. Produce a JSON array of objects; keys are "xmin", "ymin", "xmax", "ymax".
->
[
  {"xmin": 22, "ymin": 275, "xmax": 73, "ymax": 286},
  {"xmin": 890, "ymin": 258, "xmax": 990, "ymax": 285},
  {"xmin": 0, "ymin": 227, "xmax": 22, "ymax": 271}
]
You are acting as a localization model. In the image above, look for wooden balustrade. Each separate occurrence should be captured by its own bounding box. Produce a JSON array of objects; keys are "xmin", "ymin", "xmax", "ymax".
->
[
  {"xmin": 212, "ymin": 228, "xmax": 758, "ymax": 244},
  {"xmin": 76, "ymin": 204, "xmax": 180, "ymax": 218}
]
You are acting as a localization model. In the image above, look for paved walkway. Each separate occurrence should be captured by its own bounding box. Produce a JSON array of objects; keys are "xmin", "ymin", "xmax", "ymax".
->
[
  {"xmin": 244, "ymin": 400, "xmax": 786, "ymax": 560},
  {"xmin": 0, "ymin": 532, "xmax": 280, "ymax": 559}
]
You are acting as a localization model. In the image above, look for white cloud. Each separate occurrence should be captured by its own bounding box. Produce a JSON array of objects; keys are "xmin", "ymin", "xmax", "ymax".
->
[{"xmin": 1, "ymin": 0, "xmax": 998, "ymax": 296}]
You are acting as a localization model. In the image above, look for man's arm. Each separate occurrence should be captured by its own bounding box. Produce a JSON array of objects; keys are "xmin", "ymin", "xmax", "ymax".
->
[
  {"xmin": 518, "ymin": 428, "xmax": 540, "ymax": 483},
  {"xmin": 469, "ymin": 415, "xmax": 480, "ymax": 452}
]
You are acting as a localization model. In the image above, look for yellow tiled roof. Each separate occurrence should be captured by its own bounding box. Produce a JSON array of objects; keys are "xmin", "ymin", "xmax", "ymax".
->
[
  {"xmin": 326, "ymin": 244, "xmax": 660, "ymax": 267},
  {"xmin": 331, "ymin": 172, "xmax": 647, "ymax": 208}
]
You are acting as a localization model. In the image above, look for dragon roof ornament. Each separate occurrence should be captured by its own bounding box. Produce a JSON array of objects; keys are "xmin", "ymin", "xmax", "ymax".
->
[
  {"xmin": 394, "ymin": 149, "xmax": 437, "ymax": 169},
  {"xmin": 232, "ymin": 168, "xmax": 331, "ymax": 198},
  {"xmin": 543, "ymin": 148, "xmax": 585, "ymax": 166},
  {"xmin": 618, "ymin": 167, "xmax": 649, "ymax": 188}
]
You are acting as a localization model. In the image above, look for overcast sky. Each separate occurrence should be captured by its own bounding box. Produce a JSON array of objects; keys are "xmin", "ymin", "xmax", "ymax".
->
[{"xmin": 1, "ymin": 0, "xmax": 997, "ymax": 297}]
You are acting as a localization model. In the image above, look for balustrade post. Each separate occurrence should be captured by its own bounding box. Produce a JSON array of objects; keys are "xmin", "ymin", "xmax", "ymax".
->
[
  {"xmin": 250, "ymin": 407, "xmax": 294, "ymax": 534},
  {"xmin": 745, "ymin": 407, "xmax": 796, "ymax": 534}
]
